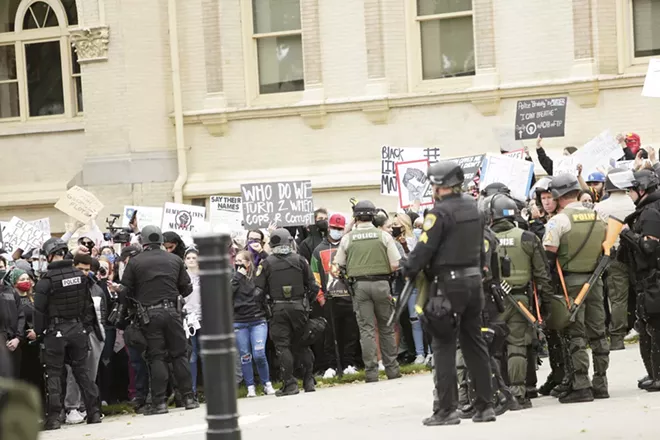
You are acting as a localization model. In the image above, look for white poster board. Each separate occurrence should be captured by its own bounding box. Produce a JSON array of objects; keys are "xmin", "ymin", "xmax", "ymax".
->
[
  {"xmin": 479, "ymin": 154, "xmax": 535, "ymax": 202},
  {"xmin": 642, "ymin": 58, "xmax": 660, "ymax": 98},
  {"xmin": 161, "ymin": 203, "xmax": 207, "ymax": 243},
  {"xmin": 573, "ymin": 130, "xmax": 624, "ymax": 177},
  {"xmin": 554, "ymin": 156, "xmax": 577, "ymax": 176},
  {"xmin": 1, "ymin": 217, "xmax": 50, "ymax": 254},
  {"xmin": 29, "ymin": 218, "xmax": 51, "ymax": 236},
  {"xmin": 54, "ymin": 186, "xmax": 104, "ymax": 223},
  {"xmin": 493, "ymin": 127, "xmax": 522, "ymax": 153},
  {"xmin": 503, "ymin": 149, "xmax": 526, "ymax": 160},
  {"xmin": 394, "ymin": 159, "xmax": 433, "ymax": 209},
  {"xmin": 122, "ymin": 206, "xmax": 163, "ymax": 229},
  {"xmin": 209, "ymin": 196, "xmax": 243, "ymax": 232},
  {"xmin": 381, "ymin": 146, "xmax": 440, "ymax": 196}
]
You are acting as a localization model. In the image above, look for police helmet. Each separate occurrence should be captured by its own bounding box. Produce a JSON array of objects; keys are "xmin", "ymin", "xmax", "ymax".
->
[
  {"xmin": 42, "ymin": 238, "xmax": 68, "ymax": 257},
  {"xmin": 427, "ymin": 161, "xmax": 464, "ymax": 188},
  {"xmin": 140, "ymin": 225, "xmax": 164, "ymax": 246},
  {"xmin": 631, "ymin": 169, "xmax": 659, "ymax": 192},
  {"xmin": 489, "ymin": 194, "xmax": 519, "ymax": 221},
  {"xmin": 604, "ymin": 168, "xmax": 630, "ymax": 193},
  {"xmin": 481, "ymin": 182, "xmax": 511, "ymax": 198},
  {"xmin": 528, "ymin": 177, "xmax": 552, "ymax": 200},
  {"xmin": 269, "ymin": 228, "xmax": 292, "ymax": 248},
  {"xmin": 586, "ymin": 172, "xmax": 606, "ymax": 183},
  {"xmin": 353, "ymin": 200, "xmax": 376, "ymax": 217},
  {"xmin": 549, "ymin": 174, "xmax": 580, "ymax": 199}
]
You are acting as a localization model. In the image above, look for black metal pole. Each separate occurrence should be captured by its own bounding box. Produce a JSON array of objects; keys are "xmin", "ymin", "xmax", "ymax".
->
[{"xmin": 196, "ymin": 233, "xmax": 241, "ymax": 440}]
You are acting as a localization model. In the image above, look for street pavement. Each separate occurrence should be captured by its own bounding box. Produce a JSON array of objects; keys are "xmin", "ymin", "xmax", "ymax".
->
[{"xmin": 41, "ymin": 343, "xmax": 660, "ymax": 440}]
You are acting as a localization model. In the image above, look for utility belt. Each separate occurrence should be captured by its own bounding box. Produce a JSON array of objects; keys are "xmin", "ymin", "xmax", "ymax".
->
[
  {"xmin": 272, "ymin": 298, "xmax": 305, "ymax": 305},
  {"xmin": 438, "ymin": 267, "xmax": 481, "ymax": 282},
  {"xmin": 352, "ymin": 274, "xmax": 391, "ymax": 282},
  {"xmin": 146, "ymin": 300, "xmax": 177, "ymax": 311},
  {"xmin": 50, "ymin": 317, "xmax": 80, "ymax": 325}
]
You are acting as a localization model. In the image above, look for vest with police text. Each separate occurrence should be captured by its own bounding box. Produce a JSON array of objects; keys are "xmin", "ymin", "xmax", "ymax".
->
[
  {"xmin": 345, "ymin": 227, "xmax": 391, "ymax": 278},
  {"xmin": 558, "ymin": 207, "xmax": 606, "ymax": 273},
  {"xmin": 496, "ymin": 227, "xmax": 532, "ymax": 288},
  {"xmin": 44, "ymin": 264, "xmax": 89, "ymax": 320},
  {"xmin": 265, "ymin": 254, "xmax": 306, "ymax": 301}
]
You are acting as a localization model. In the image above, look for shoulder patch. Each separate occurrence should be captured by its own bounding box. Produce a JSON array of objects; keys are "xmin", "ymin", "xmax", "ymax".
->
[
  {"xmin": 423, "ymin": 214, "xmax": 437, "ymax": 231},
  {"xmin": 255, "ymin": 264, "xmax": 263, "ymax": 277},
  {"xmin": 419, "ymin": 232, "xmax": 429, "ymax": 244},
  {"xmin": 483, "ymin": 238, "xmax": 490, "ymax": 253}
]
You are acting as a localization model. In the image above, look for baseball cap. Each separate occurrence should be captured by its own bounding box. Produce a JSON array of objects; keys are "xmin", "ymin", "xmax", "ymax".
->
[
  {"xmin": 329, "ymin": 214, "xmax": 346, "ymax": 229},
  {"xmin": 118, "ymin": 245, "xmax": 141, "ymax": 262}
]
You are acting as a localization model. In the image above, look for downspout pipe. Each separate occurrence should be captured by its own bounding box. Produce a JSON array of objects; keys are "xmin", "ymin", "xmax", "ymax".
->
[{"xmin": 169, "ymin": 0, "xmax": 187, "ymax": 204}]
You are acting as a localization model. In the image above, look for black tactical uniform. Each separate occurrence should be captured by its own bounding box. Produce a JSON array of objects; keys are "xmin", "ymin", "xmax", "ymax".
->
[
  {"xmin": 255, "ymin": 229, "xmax": 319, "ymax": 397},
  {"xmin": 120, "ymin": 226, "xmax": 196, "ymax": 414},
  {"xmin": 620, "ymin": 170, "xmax": 660, "ymax": 391},
  {"xmin": 404, "ymin": 161, "xmax": 495, "ymax": 426},
  {"xmin": 33, "ymin": 238, "xmax": 101, "ymax": 430}
]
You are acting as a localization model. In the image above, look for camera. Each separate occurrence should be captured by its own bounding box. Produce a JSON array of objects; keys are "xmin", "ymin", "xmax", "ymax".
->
[{"xmin": 104, "ymin": 214, "xmax": 132, "ymax": 244}]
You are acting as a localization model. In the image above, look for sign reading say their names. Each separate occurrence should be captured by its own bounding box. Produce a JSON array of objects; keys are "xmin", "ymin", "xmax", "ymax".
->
[
  {"xmin": 381, "ymin": 146, "xmax": 440, "ymax": 196},
  {"xmin": 55, "ymin": 186, "xmax": 105, "ymax": 223},
  {"xmin": 161, "ymin": 203, "xmax": 206, "ymax": 241},
  {"xmin": 209, "ymin": 195, "xmax": 243, "ymax": 231},
  {"xmin": 241, "ymin": 180, "xmax": 314, "ymax": 229},
  {"xmin": 514, "ymin": 97, "xmax": 567, "ymax": 140},
  {"xmin": 2, "ymin": 217, "xmax": 51, "ymax": 254}
]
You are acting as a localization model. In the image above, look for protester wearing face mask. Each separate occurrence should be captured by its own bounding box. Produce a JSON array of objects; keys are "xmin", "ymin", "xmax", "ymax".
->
[
  {"xmin": 99, "ymin": 246, "xmax": 117, "ymax": 263},
  {"xmin": 245, "ymin": 229, "xmax": 268, "ymax": 267},
  {"xmin": 97, "ymin": 256, "xmax": 118, "ymax": 405},
  {"xmin": 413, "ymin": 217, "xmax": 423, "ymax": 242},
  {"xmin": 183, "ymin": 248, "xmax": 203, "ymax": 398},
  {"xmin": 232, "ymin": 251, "xmax": 275, "ymax": 397},
  {"xmin": 163, "ymin": 231, "xmax": 187, "ymax": 260},
  {"xmin": 299, "ymin": 208, "xmax": 329, "ymax": 264}
]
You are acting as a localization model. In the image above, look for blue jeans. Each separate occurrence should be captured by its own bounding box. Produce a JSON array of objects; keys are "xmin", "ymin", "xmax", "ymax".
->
[
  {"xmin": 407, "ymin": 290, "xmax": 425, "ymax": 356},
  {"xmin": 234, "ymin": 320, "xmax": 270, "ymax": 387},
  {"xmin": 190, "ymin": 332, "xmax": 202, "ymax": 394}
]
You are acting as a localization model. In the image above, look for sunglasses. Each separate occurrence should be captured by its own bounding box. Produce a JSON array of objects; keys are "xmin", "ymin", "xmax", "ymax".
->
[{"xmin": 81, "ymin": 240, "xmax": 94, "ymax": 247}]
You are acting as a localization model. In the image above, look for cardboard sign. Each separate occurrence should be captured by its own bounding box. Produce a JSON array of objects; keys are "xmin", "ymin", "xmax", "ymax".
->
[
  {"xmin": 209, "ymin": 195, "xmax": 243, "ymax": 232},
  {"xmin": 54, "ymin": 186, "xmax": 104, "ymax": 223},
  {"xmin": 161, "ymin": 203, "xmax": 207, "ymax": 241},
  {"xmin": 480, "ymin": 154, "xmax": 535, "ymax": 202},
  {"xmin": 573, "ymin": 130, "xmax": 623, "ymax": 178},
  {"xmin": 122, "ymin": 206, "xmax": 163, "ymax": 229},
  {"xmin": 381, "ymin": 146, "xmax": 440, "ymax": 196},
  {"xmin": 29, "ymin": 218, "xmax": 51, "ymax": 236},
  {"xmin": 503, "ymin": 149, "xmax": 525, "ymax": 160},
  {"xmin": 642, "ymin": 58, "xmax": 660, "ymax": 98},
  {"xmin": 514, "ymin": 97, "xmax": 567, "ymax": 140},
  {"xmin": 395, "ymin": 159, "xmax": 433, "ymax": 209},
  {"xmin": 241, "ymin": 180, "xmax": 314, "ymax": 229},
  {"xmin": 1, "ymin": 217, "xmax": 50, "ymax": 254}
]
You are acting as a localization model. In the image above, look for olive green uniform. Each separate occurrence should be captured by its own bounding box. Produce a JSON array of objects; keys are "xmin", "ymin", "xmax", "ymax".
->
[
  {"xmin": 543, "ymin": 203, "xmax": 608, "ymax": 392},
  {"xmin": 334, "ymin": 223, "xmax": 401, "ymax": 381},
  {"xmin": 493, "ymin": 220, "xmax": 553, "ymax": 400}
]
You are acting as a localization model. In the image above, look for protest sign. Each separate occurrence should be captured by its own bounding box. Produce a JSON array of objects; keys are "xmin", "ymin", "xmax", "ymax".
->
[
  {"xmin": 616, "ymin": 160, "xmax": 635, "ymax": 170},
  {"xmin": 514, "ymin": 97, "xmax": 567, "ymax": 140},
  {"xmin": 395, "ymin": 159, "xmax": 433, "ymax": 209},
  {"xmin": 380, "ymin": 146, "xmax": 440, "ymax": 196},
  {"xmin": 573, "ymin": 130, "xmax": 623, "ymax": 177},
  {"xmin": 29, "ymin": 218, "xmax": 51, "ymax": 235},
  {"xmin": 642, "ymin": 58, "xmax": 660, "ymax": 98},
  {"xmin": 241, "ymin": 180, "xmax": 314, "ymax": 229},
  {"xmin": 480, "ymin": 154, "xmax": 534, "ymax": 202},
  {"xmin": 493, "ymin": 127, "xmax": 522, "ymax": 153},
  {"xmin": 503, "ymin": 149, "xmax": 525, "ymax": 160},
  {"xmin": 447, "ymin": 154, "xmax": 485, "ymax": 190},
  {"xmin": 554, "ymin": 156, "xmax": 577, "ymax": 176},
  {"xmin": 55, "ymin": 186, "xmax": 104, "ymax": 223},
  {"xmin": 122, "ymin": 206, "xmax": 163, "ymax": 229},
  {"xmin": 1, "ymin": 217, "xmax": 50, "ymax": 254},
  {"xmin": 161, "ymin": 203, "xmax": 207, "ymax": 241},
  {"xmin": 209, "ymin": 195, "xmax": 244, "ymax": 231}
]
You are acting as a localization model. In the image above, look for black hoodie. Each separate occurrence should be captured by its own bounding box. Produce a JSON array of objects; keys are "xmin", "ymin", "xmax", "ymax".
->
[{"xmin": 299, "ymin": 225, "xmax": 325, "ymax": 263}]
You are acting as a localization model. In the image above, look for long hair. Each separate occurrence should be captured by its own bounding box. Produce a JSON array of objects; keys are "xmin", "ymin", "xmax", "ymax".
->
[
  {"xmin": 237, "ymin": 250, "xmax": 256, "ymax": 279},
  {"xmin": 394, "ymin": 213, "xmax": 413, "ymax": 238}
]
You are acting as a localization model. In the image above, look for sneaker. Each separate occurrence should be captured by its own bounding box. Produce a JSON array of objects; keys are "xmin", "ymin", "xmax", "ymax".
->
[
  {"xmin": 472, "ymin": 406, "xmax": 496, "ymax": 423},
  {"xmin": 247, "ymin": 385, "xmax": 257, "ymax": 398},
  {"xmin": 65, "ymin": 409, "xmax": 85, "ymax": 425},
  {"xmin": 264, "ymin": 382, "xmax": 277, "ymax": 395},
  {"xmin": 558, "ymin": 388, "xmax": 594, "ymax": 404},
  {"xmin": 79, "ymin": 410, "xmax": 87, "ymax": 420},
  {"xmin": 185, "ymin": 396, "xmax": 200, "ymax": 410},
  {"xmin": 414, "ymin": 355, "xmax": 426, "ymax": 365},
  {"xmin": 422, "ymin": 410, "xmax": 461, "ymax": 426},
  {"xmin": 323, "ymin": 368, "xmax": 337, "ymax": 379},
  {"xmin": 343, "ymin": 365, "xmax": 358, "ymax": 375},
  {"xmin": 625, "ymin": 329, "xmax": 639, "ymax": 341},
  {"xmin": 378, "ymin": 361, "xmax": 385, "ymax": 371},
  {"xmin": 101, "ymin": 401, "xmax": 108, "ymax": 407}
]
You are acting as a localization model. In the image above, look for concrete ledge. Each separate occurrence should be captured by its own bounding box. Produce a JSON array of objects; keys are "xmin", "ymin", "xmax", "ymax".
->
[{"xmin": 0, "ymin": 119, "xmax": 85, "ymax": 137}]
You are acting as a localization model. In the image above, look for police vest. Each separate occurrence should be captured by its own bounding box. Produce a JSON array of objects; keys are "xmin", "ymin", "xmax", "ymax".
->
[
  {"xmin": 345, "ymin": 227, "xmax": 391, "ymax": 278},
  {"xmin": 432, "ymin": 194, "xmax": 483, "ymax": 269},
  {"xmin": 265, "ymin": 254, "xmax": 306, "ymax": 301},
  {"xmin": 482, "ymin": 227, "xmax": 498, "ymax": 283},
  {"xmin": 558, "ymin": 207, "xmax": 606, "ymax": 273},
  {"xmin": 495, "ymin": 227, "xmax": 532, "ymax": 288},
  {"xmin": 44, "ymin": 265, "xmax": 88, "ymax": 320}
]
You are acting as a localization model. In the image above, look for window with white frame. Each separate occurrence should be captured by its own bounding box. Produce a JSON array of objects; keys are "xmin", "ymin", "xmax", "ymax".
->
[
  {"xmin": 0, "ymin": 0, "xmax": 82, "ymax": 121},
  {"xmin": 416, "ymin": 0, "xmax": 475, "ymax": 80},
  {"xmin": 251, "ymin": 0, "xmax": 304, "ymax": 95},
  {"xmin": 631, "ymin": 0, "xmax": 660, "ymax": 58}
]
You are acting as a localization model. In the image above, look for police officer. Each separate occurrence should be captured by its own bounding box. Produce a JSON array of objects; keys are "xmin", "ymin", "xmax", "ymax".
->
[
  {"xmin": 487, "ymin": 194, "xmax": 553, "ymax": 408},
  {"xmin": 619, "ymin": 169, "xmax": 660, "ymax": 390},
  {"xmin": 594, "ymin": 168, "xmax": 636, "ymax": 351},
  {"xmin": 543, "ymin": 173, "xmax": 609, "ymax": 403},
  {"xmin": 33, "ymin": 238, "xmax": 102, "ymax": 430},
  {"xmin": 333, "ymin": 201, "xmax": 402, "ymax": 383},
  {"xmin": 480, "ymin": 183, "xmax": 529, "ymax": 230},
  {"xmin": 404, "ymin": 162, "xmax": 494, "ymax": 426},
  {"xmin": 255, "ymin": 228, "xmax": 319, "ymax": 396},
  {"xmin": 119, "ymin": 226, "xmax": 196, "ymax": 415}
]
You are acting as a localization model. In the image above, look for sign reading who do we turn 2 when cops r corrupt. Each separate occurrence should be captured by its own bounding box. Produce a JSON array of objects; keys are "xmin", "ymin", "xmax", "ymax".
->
[
  {"xmin": 514, "ymin": 97, "xmax": 567, "ymax": 140},
  {"xmin": 241, "ymin": 180, "xmax": 314, "ymax": 229}
]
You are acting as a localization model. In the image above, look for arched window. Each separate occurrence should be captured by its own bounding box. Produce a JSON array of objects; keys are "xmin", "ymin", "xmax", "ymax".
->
[{"xmin": 0, "ymin": 0, "xmax": 82, "ymax": 121}]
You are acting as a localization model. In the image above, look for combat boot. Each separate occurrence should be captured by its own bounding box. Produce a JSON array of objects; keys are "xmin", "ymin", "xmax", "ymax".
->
[
  {"xmin": 638, "ymin": 375, "xmax": 653, "ymax": 389},
  {"xmin": 457, "ymin": 404, "xmax": 475, "ymax": 419},
  {"xmin": 472, "ymin": 406, "xmax": 497, "ymax": 423},
  {"xmin": 592, "ymin": 387, "xmax": 610, "ymax": 399},
  {"xmin": 43, "ymin": 418, "xmax": 61, "ymax": 431},
  {"xmin": 539, "ymin": 377, "xmax": 559, "ymax": 396},
  {"xmin": 144, "ymin": 403, "xmax": 169, "ymax": 415},
  {"xmin": 526, "ymin": 386, "xmax": 539, "ymax": 399},
  {"xmin": 303, "ymin": 375, "xmax": 316, "ymax": 393},
  {"xmin": 550, "ymin": 381, "xmax": 571, "ymax": 398},
  {"xmin": 423, "ymin": 410, "xmax": 460, "ymax": 426},
  {"xmin": 185, "ymin": 395, "xmax": 200, "ymax": 409},
  {"xmin": 514, "ymin": 397, "xmax": 532, "ymax": 410},
  {"xmin": 275, "ymin": 383, "xmax": 300, "ymax": 397},
  {"xmin": 86, "ymin": 412, "xmax": 102, "ymax": 424},
  {"xmin": 644, "ymin": 381, "xmax": 660, "ymax": 392},
  {"xmin": 495, "ymin": 389, "xmax": 517, "ymax": 415},
  {"xmin": 558, "ymin": 388, "xmax": 594, "ymax": 404}
]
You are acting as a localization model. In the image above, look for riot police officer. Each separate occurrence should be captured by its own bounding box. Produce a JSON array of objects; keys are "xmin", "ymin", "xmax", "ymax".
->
[
  {"xmin": 119, "ymin": 226, "xmax": 196, "ymax": 415},
  {"xmin": 255, "ymin": 228, "xmax": 319, "ymax": 396},
  {"xmin": 543, "ymin": 173, "xmax": 608, "ymax": 403},
  {"xmin": 487, "ymin": 194, "xmax": 553, "ymax": 408},
  {"xmin": 33, "ymin": 238, "xmax": 102, "ymax": 430},
  {"xmin": 404, "ymin": 161, "xmax": 494, "ymax": 426},
  {"xmin": 333, "ymin": 200, "xmax": 402, "ymax": 383}
]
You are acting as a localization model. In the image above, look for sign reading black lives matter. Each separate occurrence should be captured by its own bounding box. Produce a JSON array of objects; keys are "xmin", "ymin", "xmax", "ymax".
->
[
  {"xmin": 514, "ymin": 97, "xmax": 567, "ymax": 140},
  {"xmin": 241, "ymin": 180, "xmax": 314, "ymax": 229}
]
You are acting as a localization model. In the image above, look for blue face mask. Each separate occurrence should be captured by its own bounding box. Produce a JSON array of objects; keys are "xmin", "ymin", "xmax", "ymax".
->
[
  {"xmin": 105, "ymin": 254, "xmax": 116, "ymax": 264},
  {"xmin": 413, "ymin": 228, "xmax": 422, "ymax": 240},
  {"xmin": 329, "ymin": 229, "xmax": 343, "ymax": 241}
]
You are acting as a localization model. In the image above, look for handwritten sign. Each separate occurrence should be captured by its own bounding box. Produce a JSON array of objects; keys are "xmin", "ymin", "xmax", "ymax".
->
[
  {"xmin": 573, "ymin": 130, "xmax": 623, "ymax": 177},
  {"xmin": 515, "ymin": 97, "xmax": 567, "ymax": 140},
  {"xmin": 554, "ymin": 156, "xmax": 577, "ymax": 176},
  {"xmin": 1, "ymin": 217, "xmax": 51, "ymax": 254},
  {"xmin": 209, "ymin": 195, "xmax": 243, "ymax": 232},
  {"xmin": 241, "ymin": 180, "xmax": 314, "ymax": 229},
  {"xmin": 381, "ymin": 146, "xmax": 440, "ymax": 196},
  {"xmin": 54, "ymin": 186, "xmax": 104, "ymax": 223},
  {"xmin": 480, "ymin": 154, "xmax": 535, "ymax": 202},
  {"xmin": 395, "ymin": 159, "xmax": 433, "ymax": 209},
  {"xmin": 122, "ymin": 206, "xmax": 163, "ymax": 229},
  {"xmin": 503, "ymin": 149, "xmax": 525, "ymax": 160},
  {"xmin": 161, "ymin": 203, "xmax": 207, "ymax": 242},
  {"xmin": 29, "ymin": 218, "xmax": 51, "ymax": 236},
  {"xmin": 642, "ymin": 58, "xmax": 660, "ymax": 98}
]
